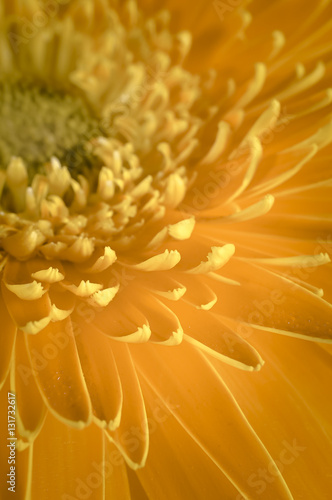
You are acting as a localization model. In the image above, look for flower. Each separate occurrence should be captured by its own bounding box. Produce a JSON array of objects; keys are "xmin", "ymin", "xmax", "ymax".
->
[{"xmin": 0, "ymin": 0, "xmax": 331, "ymax": 498}]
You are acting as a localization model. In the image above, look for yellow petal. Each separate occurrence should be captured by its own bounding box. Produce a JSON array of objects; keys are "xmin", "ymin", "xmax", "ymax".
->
[
  {"xmin": 130, "ymin": 250, "xmax": 181, "ymax": 271},
  {"xmin": 107, "ymin": 343, "xmax": 149, "ymax": 470},
  {"xmin": 74, "ymin": 322, "xmax": 123, "ymax": 430},
  {"xmin": 61, "ymin": 280, "xmax": 103, "ymax": 298},
  {"xmin": 31, "ymin": 267, "xmax": 64, "ymax": 284},
  {"xmin": 5, "ymin": 281, "xmax": 47, "ymax": 300},
  {"xmin": 0, "ymin": 290, "xmax": 16, "ymax": 388},
  {"xmin": 11, "ymin": 333, "xmax": 46, "ymax": 441},
  {"xmin": 187, "ymin": 244, "xmax": 235, "ymax": 274},
  {"xmin": 87, "ymin": 284, "xmax": 120, "ymax": 307},
  {"xmin": 25, "ymin": 318, "xmax": 92, "ymax": 427},
  {"xmin": 133, "ymin": 342, "xmax": 292, "ymax": 499}
]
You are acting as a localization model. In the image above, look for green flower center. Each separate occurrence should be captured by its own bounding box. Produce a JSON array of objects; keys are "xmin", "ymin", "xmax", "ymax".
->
[{"xmin": 0, "ymin": 82, "xmax": 102, "ymax": 176}]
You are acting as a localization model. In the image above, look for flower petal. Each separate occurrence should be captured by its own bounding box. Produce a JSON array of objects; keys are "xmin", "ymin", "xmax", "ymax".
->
[
  {"xmin": 25, "ymin": 318, "xmax": 92, "ymax": 427},
  {"xmin": 11, "ymin": 333, "xmax": 46, "ymax": 441},
  {"xmin": 129, "ymin": 249, "xmax": 181, "ymax": 271},
  {"xmin": 0, "ymin": 379, "xmax": 31, "ymax": 499},
  {"xmin": 132, "ymin": 341, "xmax": 293, "ymax": 499},
  {"xmin": 30, "ymin": 413, "xmax": 107, "ymax": 499},
  {"xmin": 133, "ymin": 291, "xmax": 183, "ymax": 345},
  {"xmin": 1, "ymin": 281, "xmax": 52, "ymax": 334},
  {"xmin": 61, "ymin": 280, "xmax": 103, "ymax": 297},
  {"xmin": 174, "ymin": 305, "xmax": 264, "ymax": 371},
  {"xmin": 107, "ymin": 343, "xmax": 149, "ymax": 470},
  {"xmin": 219, "ymin": 332, "xmax": 332, "ymax": 500},
  {"xmin": 0, "ymin": 290, "xmax": 16, "ymax": 388},
  {"xmin": 31, "ymin": 267, "xmax": 64, "ymax": 284},
  {"xmin": 104, "ymin": 438, "xmax": 132, "ymax": 500},
  {"xmin": 76, "ymin": 246, "xmax": 117, "ymax": 273},
  {"xmin": 5, "ymin": 281, "xmax": 47, "ymax": 300},
  {"xmin": 136, "ymin": 380, "xmax": 240, "ymax": 499},
  {"xmin": 213, "ymin": 259, "xmax": 332, "ymax": 342},
  {"xmin": 74, "ymin": 321, "xmax": 123, "ymax": 430},
  {"xmin": 187, "ymin": 244, "xmax": 235, "ymax": 274},
  {"xmin": 92, "ymin": 296, "xmax": 151, "ymax": 343}
]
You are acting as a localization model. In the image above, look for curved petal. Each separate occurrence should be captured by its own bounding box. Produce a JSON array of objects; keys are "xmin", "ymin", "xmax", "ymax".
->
[
  {"xmin": 104, "ymin": 436, "xmax": 132, "ymax": 500},
  {"xmin": 0, "ymin": 289, "xmax": 16, "ymax": 388},
  {"xmin": 132, "ymin": 341, "xmax": 293, "ymax": 499},
  {"xmin": 1, "ymin": 281, "xmax": 52, "ymax": 334},
  {"xmin": 74, "ymin": 319, "xmax": 123, "ymax": 430},
  {"xmin": 175, "ymin": 304, "xmax": 264, "ymax": 370},
  {"xmin": 107, "ymin": 343, "xmax": 149, "ymax": 470},
  {"xmin": 25, "ymin": 318, "xmax": 92, "ymax": 427},
  {"xmin": 0, "ymin": 378, "xmax": 32, "ymax": 500},
  {"xmin": 217, "ymin": 332, "xmax": 332, "ymax": 500},
  {"xmin": 11, "ymin": 332, "xmax": 46, "ymax": 441},
  {"xmin": 30, "ymin": 413, "xmax": 105, "ymax": 499},
  {"xmin": 212, "ymin": 259, "xmax": 332, "ymax": 342},
  {"xmin": 92, "ymin": 295, "xmax": 151, "ymax": 343},
  {"xmin": 136, "ymin": 379, "xmax": 240, "ymax": 499},
  {"xmin": 132, "ymin": 290, "xmax": 183, "ymax": 345}
]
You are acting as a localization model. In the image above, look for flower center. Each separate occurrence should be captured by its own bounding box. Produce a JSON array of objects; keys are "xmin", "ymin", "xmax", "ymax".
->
[
  {"xmin": 0, "ymin": 82, "xmax": 102, "ymax": 176},
  {"xmin": 0, "ymin": 2, "xmax": 203, "ymax": 258}
]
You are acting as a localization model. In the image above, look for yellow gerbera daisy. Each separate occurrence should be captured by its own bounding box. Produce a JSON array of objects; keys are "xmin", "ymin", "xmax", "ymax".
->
[{"xmin": 0, "ymin": 0, "xmax": 331, "ymax": 499}]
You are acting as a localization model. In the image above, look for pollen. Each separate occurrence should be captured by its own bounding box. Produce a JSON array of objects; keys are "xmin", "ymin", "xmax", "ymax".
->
[{"xmin": 0, "ymin": 81, "xmax": 102, "ymax": 176}]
